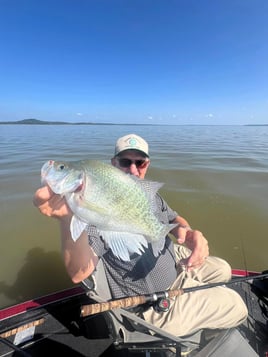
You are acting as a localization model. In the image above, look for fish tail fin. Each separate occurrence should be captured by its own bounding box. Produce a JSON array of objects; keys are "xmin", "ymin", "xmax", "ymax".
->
[
  {"xmin": 159, "ymin": 222, "xmax": 178, "ymax": 240},
  {"xmin": 151, "ymin": 223, "xmax": 178, "ymax": 257}
]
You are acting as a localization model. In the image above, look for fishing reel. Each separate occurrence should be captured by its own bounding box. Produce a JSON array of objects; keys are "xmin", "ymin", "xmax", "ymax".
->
[{"xmin": 153, "ymin": 297, "xmax": 171, "ymax": 313}]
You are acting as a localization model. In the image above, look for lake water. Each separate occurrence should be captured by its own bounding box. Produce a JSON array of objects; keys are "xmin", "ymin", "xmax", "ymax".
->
[{"xmin": 0, "ymin": 124, "xmax": 267, "ymax": 309}]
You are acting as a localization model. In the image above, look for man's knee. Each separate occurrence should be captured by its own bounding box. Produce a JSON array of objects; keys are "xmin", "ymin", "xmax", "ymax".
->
[{"xmin": 212, "ymin": 257, "xmax": 232, "ymax": 282}]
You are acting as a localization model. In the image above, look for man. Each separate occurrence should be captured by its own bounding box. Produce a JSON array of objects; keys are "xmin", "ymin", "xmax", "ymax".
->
[{"xmin": 33, "ymin": 134, "xmax": 247, "ymax": 340}]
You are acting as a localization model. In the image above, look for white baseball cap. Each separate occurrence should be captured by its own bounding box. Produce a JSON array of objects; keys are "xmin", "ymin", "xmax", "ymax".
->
[{"xmin": 114, "ymin": 134, "xmax": 149, "ymax": 157}]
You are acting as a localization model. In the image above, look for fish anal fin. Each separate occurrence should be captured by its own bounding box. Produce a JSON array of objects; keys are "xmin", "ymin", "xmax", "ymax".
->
[{"xmin": 100, "ymin": 231, "xmax": 148, "ymax": 261}]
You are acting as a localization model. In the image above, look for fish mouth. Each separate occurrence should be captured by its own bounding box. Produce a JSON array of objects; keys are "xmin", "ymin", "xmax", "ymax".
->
[{"xmin": 41, "ymin": 160, "xmax": 55, "ymax": 185}]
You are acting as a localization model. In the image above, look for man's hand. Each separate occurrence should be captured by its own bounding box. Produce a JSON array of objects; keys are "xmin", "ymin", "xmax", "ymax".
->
[
  {"xmin": 33, "ymin": 185, "xmax": 72, "ymax": 221},
  {"xmin": 177, "ymin": 227, "xmax": 209, "ymax": 270}
]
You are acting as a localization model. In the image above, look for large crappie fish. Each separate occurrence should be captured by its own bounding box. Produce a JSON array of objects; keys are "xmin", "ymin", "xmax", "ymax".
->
[{"xmin": 41, "ymin": 159, "xmax": 176, "ymax": 261}]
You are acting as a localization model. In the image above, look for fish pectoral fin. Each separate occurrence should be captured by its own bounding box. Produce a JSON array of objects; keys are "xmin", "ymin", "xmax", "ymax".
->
[
  {"xmin": 70, "ymin": 216, "xmax": 88, "ymax": 241},
  {"xmin": 100, "ymin": 231, "xmax": 148, "ymax": 261}
]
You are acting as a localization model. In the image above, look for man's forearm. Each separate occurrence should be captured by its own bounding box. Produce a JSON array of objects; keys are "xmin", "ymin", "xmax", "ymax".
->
[{"xmin": 60, "ymin": 220, "xmax": 98, "ymax": 283}]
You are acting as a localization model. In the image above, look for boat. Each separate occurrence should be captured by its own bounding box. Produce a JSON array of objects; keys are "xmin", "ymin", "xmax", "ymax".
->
[{"xmin": 0, "ymin": 268, "xmax": 267, "ymax": 356}]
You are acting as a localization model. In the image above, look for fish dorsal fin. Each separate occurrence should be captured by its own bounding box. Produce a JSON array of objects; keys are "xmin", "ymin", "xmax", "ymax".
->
[
  {"xmin": 99, "ymin": 230, "xmax": 148, "ymax": 261},
  {"xmin": 70, "ymin": 216, "xmax": 88, "ymax": 241},
  {"xmin": 131, "ymin": 176, "xmax": 163, "ymax": 196},
  {"xmin": 130, "ymin": 177, "xmax": 164, "ymax": 213}
]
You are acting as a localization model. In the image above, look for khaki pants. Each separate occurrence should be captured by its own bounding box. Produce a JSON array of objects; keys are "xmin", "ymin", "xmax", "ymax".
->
[{"xmin": 143, "ymin": 245, "xmax": 248, "ymax": 337}]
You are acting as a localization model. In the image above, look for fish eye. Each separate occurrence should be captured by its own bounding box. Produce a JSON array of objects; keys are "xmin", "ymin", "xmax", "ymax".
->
[{"xmin": 59, "ymin": 164, "xmax": 65, "ymax": 170}]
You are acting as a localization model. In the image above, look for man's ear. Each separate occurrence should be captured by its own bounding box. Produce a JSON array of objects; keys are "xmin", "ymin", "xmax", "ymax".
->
[{"xmin": 111, "ymin": 157, "xmax": 116, "ymax": 166}]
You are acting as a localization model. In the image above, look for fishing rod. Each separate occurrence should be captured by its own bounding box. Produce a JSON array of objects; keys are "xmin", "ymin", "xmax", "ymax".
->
[{"xmin": 80, "ymin": 271, "xmax": 268, "ymax": 317}]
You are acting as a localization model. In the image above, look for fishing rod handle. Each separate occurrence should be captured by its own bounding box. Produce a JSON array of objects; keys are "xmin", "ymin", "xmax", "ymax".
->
[
  {"xmin": 81, "ymin": 295, "xmax": 147, "ymax": 316},
  {"xmin": 80, "ymin": 289, "xmax": 184, "ymax": 317}
]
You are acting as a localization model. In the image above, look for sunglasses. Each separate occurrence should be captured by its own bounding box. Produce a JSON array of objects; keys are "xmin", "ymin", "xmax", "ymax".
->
[{"xmin": 117, "ymin": 158, "xmax": 148, "ymax": 168}]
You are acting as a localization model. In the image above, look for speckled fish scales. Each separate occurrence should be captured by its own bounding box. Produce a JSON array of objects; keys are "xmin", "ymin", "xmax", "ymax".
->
[{"xmin": 41, "ymin": 159, "xmax": 176, "ymax": 261}]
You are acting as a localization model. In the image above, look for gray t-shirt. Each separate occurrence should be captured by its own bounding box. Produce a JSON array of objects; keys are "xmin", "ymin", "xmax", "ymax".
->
[{"xmin": 88, "ymin": 194, "xmax": 178, "ymax": 299}]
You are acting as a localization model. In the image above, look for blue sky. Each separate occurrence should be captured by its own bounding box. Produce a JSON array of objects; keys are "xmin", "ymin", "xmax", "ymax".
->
[{"xmin": 0, "ymin": 0, "xmax": 267, "ymax": 125}]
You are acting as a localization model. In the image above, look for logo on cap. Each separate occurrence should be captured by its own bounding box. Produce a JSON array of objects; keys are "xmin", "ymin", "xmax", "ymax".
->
[{"xmin": 128, "ymin": 137, "xmax": 138, "ymax": 147}]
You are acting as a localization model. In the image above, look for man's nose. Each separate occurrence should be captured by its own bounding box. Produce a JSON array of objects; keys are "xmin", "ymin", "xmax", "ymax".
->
[{"xmin": 129, "ymin": 163, "xmax": 139, "ymax": 176}]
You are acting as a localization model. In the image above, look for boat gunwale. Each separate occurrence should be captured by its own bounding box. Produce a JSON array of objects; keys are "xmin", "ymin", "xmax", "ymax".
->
[
  {"xmin": 0, "ymin": 286, "xmax": 84, "ymax": 321},
  {"xmin": 0, "ymin": 269, "xmax": 261, "ymax": 321}
]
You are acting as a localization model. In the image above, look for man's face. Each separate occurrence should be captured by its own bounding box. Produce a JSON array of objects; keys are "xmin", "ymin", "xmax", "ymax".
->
[{"xmin": 111, "ymin": 150, "xmax": 150, "ymax": 179}]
